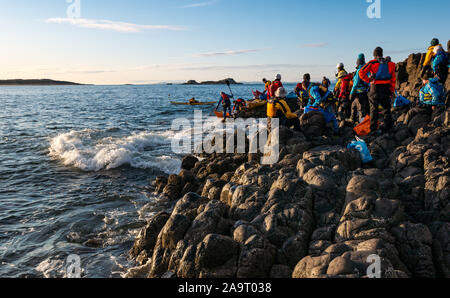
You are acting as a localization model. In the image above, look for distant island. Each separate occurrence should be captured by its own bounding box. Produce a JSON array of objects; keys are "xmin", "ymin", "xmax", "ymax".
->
[
  {"xmin": 183, "ymin": 78, "xmax": 242, "ymax": 85},
  {"xmin": 0, "ymin": 79, "xmax": 84, "ymax": 86}
]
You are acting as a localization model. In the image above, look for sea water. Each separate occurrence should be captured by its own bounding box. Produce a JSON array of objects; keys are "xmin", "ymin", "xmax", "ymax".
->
[{"xmin": 0, "ymin": 83, "xmax": 297, "ymax": 277}]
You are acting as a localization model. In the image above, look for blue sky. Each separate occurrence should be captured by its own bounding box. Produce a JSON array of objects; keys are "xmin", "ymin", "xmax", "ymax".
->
[{"xmin": 0, "ymin": 0, "xmax": 449, "ymax": 84}]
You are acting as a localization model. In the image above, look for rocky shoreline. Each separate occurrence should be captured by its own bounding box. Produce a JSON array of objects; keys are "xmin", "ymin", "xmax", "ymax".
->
[{"xmin": 127, "ymin": 47, "xmax": 450, "ymax": 278}]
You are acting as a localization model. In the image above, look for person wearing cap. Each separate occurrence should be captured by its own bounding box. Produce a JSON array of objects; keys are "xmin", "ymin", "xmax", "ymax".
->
[
  {"xmin": 431, "ymin": 45, "xmax": 449, "ymax": 83},
  {"xmin": 295, "ymin": 73, "xmax": 313, "ymax": 109},
  {"xmin": 423, "ymin": 38, "xmax": 443, "ymax": 67},
  {"xmin": 419, "ymin": 72, "xmax": 445, "ymax": 108},
  {"xmin": 350, "ymin": 53, "xmax": 370, "ymax": 123},
  {"xmin": 268, "ymin": 74, "xmax": 283, "ymax": 99},
  {"xmin": 359, "ymin": 47, "xmax": 396, "ymax": 135},
  {"xmin": 267, "ymin": 87, "xmax": 300, "ymax": 131}
]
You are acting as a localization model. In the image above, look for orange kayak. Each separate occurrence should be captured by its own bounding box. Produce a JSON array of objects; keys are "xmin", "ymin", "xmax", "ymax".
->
[{"xmin": 214, "ymin": 111, "xmax": 231, "ymax": 118}]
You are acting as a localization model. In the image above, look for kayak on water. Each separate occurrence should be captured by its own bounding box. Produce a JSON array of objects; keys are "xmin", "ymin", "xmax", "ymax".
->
[
  {"xmin": 247, "ymin": 100, "xmax": 267, "ymax": 110},
  {"xmin": 170, "ymin": 101, "xmax": 216, "ymax": 106}
]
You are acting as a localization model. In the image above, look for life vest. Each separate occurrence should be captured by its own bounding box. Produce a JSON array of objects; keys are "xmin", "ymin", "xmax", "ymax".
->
[
  {"xmin": 233, "ymin": 98, "xmax": 246, "ymax": 111},
  {"xmin": 267, "ymin": 99, "xmax": 277, "ymax": 117},
  {"xmin": 221, "ymin": 93, "xmax": 231, "ymax": 106},
  {"xmin": 267, "ymin": 99, "xmax": 296, "ymax": 119},
  {"xmin": 339, "ymin": 74, "xmax": 353, "ymax": 99},
  {"xmin": 269, "ymin": 80, "xmax": 283, "ymax": 98},
  {"xmin": 298, "ymin": 82, "xmax": 312, "ymax": 103},
  {"xmin": 374, "ymin": 59, "xmax": 392, "ymax": 81},
  {"xmin": 432, "ymin": 51, "xmax": 449, "ymax": 72}
]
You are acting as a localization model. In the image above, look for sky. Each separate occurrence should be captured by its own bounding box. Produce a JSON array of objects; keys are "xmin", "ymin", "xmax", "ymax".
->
[{"xmin": 0, "ymin": 0, "xmax": 449, "ymax": 85}]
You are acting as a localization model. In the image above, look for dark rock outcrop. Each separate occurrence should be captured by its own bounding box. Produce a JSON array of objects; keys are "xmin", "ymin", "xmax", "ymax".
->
[{"xmin": 129, "ymin": 47, "xmax": 450, "ymax": 279}]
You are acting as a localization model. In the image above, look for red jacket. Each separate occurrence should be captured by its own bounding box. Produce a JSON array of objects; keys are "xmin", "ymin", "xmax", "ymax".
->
[
  {"xmin": 359, "ymin": 59, "xmax": 396, "ymax": 93},
  {"xmin": 268, "ymin": 80, "xmax": 283, "ymax": 98}
]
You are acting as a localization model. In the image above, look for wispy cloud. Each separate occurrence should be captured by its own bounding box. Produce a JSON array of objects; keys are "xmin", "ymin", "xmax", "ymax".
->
[
  {"xmin": 45, "ymin": 18, "xmax": 186, "ymax": 33},
  {"xmin": 193, "ymin": 49, "xmax": 263, "ymax": 57},
  {"xmin": 299, "ymin": 42, "xmax": 329, "ymax": 48},
  {"xmin": 180, "ymin": 1, "xmax": 217, "ymax": 8}
]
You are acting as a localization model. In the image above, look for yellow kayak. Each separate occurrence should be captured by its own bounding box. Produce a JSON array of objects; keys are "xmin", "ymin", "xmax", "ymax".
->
[
  {"xmin": 171, "ymin": 101, "xmax": 216, "ymax": 106},
  {"xmin": 247, "ymin": 100, "xmax": 267, "ymax": 110}
]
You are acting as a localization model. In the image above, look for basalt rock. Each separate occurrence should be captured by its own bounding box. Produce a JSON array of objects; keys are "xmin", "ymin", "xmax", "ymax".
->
[{"xmin": 132, "ymin": 48, "xmax": 449, "ymax": 278}]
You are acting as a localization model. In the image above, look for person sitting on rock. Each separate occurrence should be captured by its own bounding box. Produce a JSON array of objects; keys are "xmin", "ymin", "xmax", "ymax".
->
[
  {"xmin": 305, "ymin": 84, "xmax": 339, "ymax": 134},
  {"xmin": 359, "ymin": 46, "xmax": 396, "ymax": 136},
  {"xmin": 267, "ymin": 87, "xmax": 301, "ymax": 131},
  {"xmin": 419, "ymin": 73, "xmax": 446, "ymax": 109},
  {"xmin": 268, "ymin": 74, "xmax": 283, "ymax": 99},
  {"xmin": 350, "ymin": 53, "xmax": 370, "ymax": 123},
  {"xmin": 431, "ymin": 45, "xmax": 449, "ymax": 83},
  {"xmin": 216, "ymin": 92, "xmax": 234, "ymax": 122},
  {"xmin": 295, "ymin": 73, "xmax": 312, "ymax": 109}
]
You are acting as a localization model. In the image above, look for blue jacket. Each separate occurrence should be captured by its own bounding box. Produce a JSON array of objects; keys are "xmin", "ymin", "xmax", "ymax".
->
[
  {"xmin": 419, "ymin": 78, "xmax": 445, "ymax": 106},
  {"xmin": 432, "ymin": 51, "xmax": 449, "ymax": 72},
  {"xmin": 309, "ymin": 85, "xmax": 333, "ymax": 108},
  {"xmin": 216, "ymin": 93, "xmax": 233, "ymax": 109},
  {"xmin": 351, "ymin": 66, "xmax": 369, "ymax": 95}
]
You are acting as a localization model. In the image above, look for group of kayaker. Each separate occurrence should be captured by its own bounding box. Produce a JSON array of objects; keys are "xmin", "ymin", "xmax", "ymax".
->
[{"xmin": 214, "ymin": 38, "xmax": 448, "ymax": 137}]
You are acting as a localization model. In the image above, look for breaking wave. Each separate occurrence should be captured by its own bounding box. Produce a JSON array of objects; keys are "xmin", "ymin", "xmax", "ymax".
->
[{"xmin": 49, "ymin": 129, "xmax": 181, "ymax": 173}]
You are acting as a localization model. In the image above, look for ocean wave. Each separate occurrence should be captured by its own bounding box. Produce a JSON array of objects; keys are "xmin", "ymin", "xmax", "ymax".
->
[{"xmin": 49, "ymin": 129, "xmax": 181, "ymax": 173}]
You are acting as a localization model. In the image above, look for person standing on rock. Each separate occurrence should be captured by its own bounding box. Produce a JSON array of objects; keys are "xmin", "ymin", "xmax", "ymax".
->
[
  {"xmin": 334, "ymin": 63, "xmax": 353, "ymax": 119},
  {"xmin": 431, "ymin": 45, "xmax": 449, "ymax": 83},
  {"xmin": 423, "ymin": 38, "xmax": 442, "ymax": 68},
  {"xmin": 216, "ymin": 91, "xmax": 234, "ymax": 122},
  {"xmin": 419, "ymin": 72, "xmax": 446, "ymax": 109},
  {"xmin": 359, "ymin": 47, "xmax": 396, "ymax": 135},
  {"xmin": 350, "ymin": 53, "xmax": 370, "ymax": 123}
]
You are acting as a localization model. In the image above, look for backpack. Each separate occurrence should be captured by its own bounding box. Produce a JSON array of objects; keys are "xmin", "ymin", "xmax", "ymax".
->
[
  {"xmin": 221, "ymin": 93, "xmax": 231, "ymax": 107},
  {"xmin": 375, "ymin": 59, "xmax": 392, "ymax": 81},
  {"xmin": 354, "ymin": 115, "xmax": 380, "ymax": 136},
  {"xmin": 432, "ymin": 51, "xmax": 449, "ymax": 72},
  {"xmin": 339, "ymin": 74, "xmax": 353, "ymax": 99}
]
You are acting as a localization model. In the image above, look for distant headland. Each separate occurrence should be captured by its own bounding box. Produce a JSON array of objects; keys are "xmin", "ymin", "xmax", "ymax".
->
[
  {"xmin": 182, "ymin": 78, "xmax": 242, "ymax": 85},
  {"xmin": 0, "ymin": 79, "xmax": 84, "ymax": 86}
]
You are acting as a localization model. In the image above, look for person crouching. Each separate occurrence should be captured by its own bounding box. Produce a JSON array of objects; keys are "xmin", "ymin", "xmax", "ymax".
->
[{"xmin": 267, "ymin": 87, "xmax": 301, "ymax": 131}]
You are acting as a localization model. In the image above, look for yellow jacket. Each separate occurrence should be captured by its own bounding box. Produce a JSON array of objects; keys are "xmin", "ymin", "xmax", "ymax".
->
[
  {"xmin": 335, "ymin": 69, "xmax": 348, "ymax": 92},
  {"xmin": 267, "ymin": 99, "xmax": 297, "ymax": 119},
  {"xmin": 423, "ymin": 45, "xmax": 442, "ymax": 66},
  {"xmin": 264, "ymin": 81, "xmax": 272, "ymax": 94}
]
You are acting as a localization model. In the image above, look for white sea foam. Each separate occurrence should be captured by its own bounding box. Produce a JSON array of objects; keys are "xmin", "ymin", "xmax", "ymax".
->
[{"xmin": 49, "ymin": 129, "xmax": 181, "ymax": 173}]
